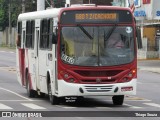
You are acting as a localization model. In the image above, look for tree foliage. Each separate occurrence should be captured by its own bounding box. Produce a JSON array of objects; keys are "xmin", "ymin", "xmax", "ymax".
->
[
  {"xmin": 0, "ymin": 0, "xmax": 37, "ymax": 30},
  {"xmin": 0, "ymin": 0, "xmax": 9, "ymax": 30},
  {"xmin": 0, "ymin": 0, "xmax": 112, "ymax": 30}
]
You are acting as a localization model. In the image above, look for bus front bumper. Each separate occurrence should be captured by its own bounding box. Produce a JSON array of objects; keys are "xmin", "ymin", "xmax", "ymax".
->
[{"xmin": 57, "ymin": 79, "xmax": 137, "ymax": 97}]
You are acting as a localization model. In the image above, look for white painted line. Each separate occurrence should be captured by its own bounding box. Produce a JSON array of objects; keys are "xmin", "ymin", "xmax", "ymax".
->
[
  {"xmin": 0, "ymin": 51, "xmax": 15, "ymax": 54},
  {"xmin": 0, "ymin": 51, "xmax": 5, "ymax": 53},
  {"xmin": 0, "ymin": 103, "xmax": 13, "ymax": 109},
  {"xmin": 9, "ymin": 52, "xmax": 15, "ymax": 54},
  {"xmin": 95, "ymin": 107, "xmax": 112, "ymax": 109},
  {"xmin": 0, "ymin": 100, "xmax": 42, "ymax": 102},
  {"xmin": 143, "ymin": 103, "xmax": 160, "ymax": 108},
  {"xmin": 21, "ymin": 103, "xmax": 46, "ymax": 109},
  {"xmin": 124, "ymin": 103, "xmax": 142, "ymax": 109},
  {"xmin": 55, "ymin": 105, "xmax": 76, "ymax": 109},
  {"xmin": 125, "ymin": 100, "xmax": 151, "ymax": 102},
  {"xmin": 137, "ymin": 82, "xmax": 143, "ymax": 84},
  {"xmin": 0, "ymin": 87, "xmax": 33, "ymax": 101},
  {"xmin": 102, "ymin": 99, "xmax": 151, "ymax": 102},
  {"xmin": 62, "ymin": 107, "xmax": 77, "ymax": 109}
]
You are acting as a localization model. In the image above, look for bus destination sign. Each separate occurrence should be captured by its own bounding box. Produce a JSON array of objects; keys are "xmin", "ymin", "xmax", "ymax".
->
[
  {"xmin": 61, "ymin": 10, "xmax": 132, "ymax": 24},
  {"xmin": 75, "ymin": 13, "xmax": 118, "ymax": 22}
]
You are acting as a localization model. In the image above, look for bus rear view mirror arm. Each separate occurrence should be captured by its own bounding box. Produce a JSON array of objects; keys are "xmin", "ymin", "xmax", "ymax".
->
[{"xmin": 52, "ymin": 33, "xmax": 57, "ymax": 44}]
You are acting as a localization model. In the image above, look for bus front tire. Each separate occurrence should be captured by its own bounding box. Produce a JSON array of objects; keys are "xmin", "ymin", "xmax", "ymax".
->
[
  {"xmin": 48, "ymin": 83, "xmax": 59, "ymax": 105},
  {"xmin": 26, "ymin": 73, "xmax": 36, "ymax": 98},
  {"xmin": 112, "ymin": 95, "xmax": 124, "ymax": 105}
]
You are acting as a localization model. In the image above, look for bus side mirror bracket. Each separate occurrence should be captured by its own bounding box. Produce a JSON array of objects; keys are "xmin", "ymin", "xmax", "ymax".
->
[
  {"xmin": 52, "ymin": 28, "xmax": 58, "ymax": 44},
  {"xmin": 136, "ymin": 27, "xmax": 142, "ymax": 49},
  {"xmin": 52, "ymin": 33, "xmax": 57, "ymax": 44}
]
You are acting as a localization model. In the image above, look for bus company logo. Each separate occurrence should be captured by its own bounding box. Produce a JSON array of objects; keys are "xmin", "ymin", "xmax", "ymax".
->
[
  {"xmin": 2, "ymin": 112, "xmax": 12, "ymax": 117},
  {"xmin": 96, "ymin": 78, "xmax": 101, "ymax": 83}
]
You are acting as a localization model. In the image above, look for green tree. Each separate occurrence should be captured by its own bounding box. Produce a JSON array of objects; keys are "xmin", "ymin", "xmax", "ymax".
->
[
  {"xmin": 25, "ymin": 0, "xmax": 37, "ymax": 12},
  {"xmin": 11, "ymin": 0, "xmax": 23, "ymax": 27},
  {"xmin": 0, "ymin": 0, "xmax": 37, "ymax": 30},
  {"xmin": 0, "ymin": 0, "xmax": 9, "ymax": 30}
]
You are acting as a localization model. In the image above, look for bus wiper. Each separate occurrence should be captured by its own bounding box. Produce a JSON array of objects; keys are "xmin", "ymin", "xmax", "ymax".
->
[
  {"xmin": 77, "ymin": 24, "xmax": 93, "ymax": 40},
  {"xmin": 104, "ymin": 24, "xmax": 117, "ymax": 41}
]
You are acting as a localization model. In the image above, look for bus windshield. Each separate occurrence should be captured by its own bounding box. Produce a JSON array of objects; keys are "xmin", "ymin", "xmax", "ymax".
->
[{"xmin": 60, "ymin": 25, "xmax": 135, "ymax": 66}]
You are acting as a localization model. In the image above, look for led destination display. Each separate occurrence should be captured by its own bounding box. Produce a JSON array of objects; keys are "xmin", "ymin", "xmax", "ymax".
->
[
  {"xmin": 75, "ymin": 13, "xmax": 118, "ymax": 21},
  {"xmin": 61, "ymin": 10, "xmax": 133, "ymax": 24}
]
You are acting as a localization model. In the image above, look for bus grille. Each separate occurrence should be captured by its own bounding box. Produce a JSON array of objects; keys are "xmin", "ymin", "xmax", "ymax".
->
[
  {"xmin": 84, "ymin": 85, "xmax": 113, "ymax": 92},
  {"xmin": 81, "ymin": 79, "xmax": 116, "ymax": 83},
  {"xmin": 74, "ymin": 70, "xmax": 122, "ymax": 77}
]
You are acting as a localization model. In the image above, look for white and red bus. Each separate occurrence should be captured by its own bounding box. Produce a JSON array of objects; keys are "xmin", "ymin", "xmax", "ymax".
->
[{"xmin": 16, "ymin": 5, "xmax": 138, "ymax": 105}]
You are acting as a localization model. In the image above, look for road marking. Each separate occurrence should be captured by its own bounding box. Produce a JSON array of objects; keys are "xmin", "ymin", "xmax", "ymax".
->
[
  {"xmin": 95, "ymin": 107, "xmax": 112, "ymax": 109},
  {"xmin": 0, "ymin": 103, "xmax": 13, "ymax": 109},
  {"xmin": 0, "ymin": 67, "xmax": 16, "ymax": 73},
  {"xmin": 62, "ymin": 106, "xmax": 77, "ymax": 109},
  {"xmin": 124, "ymin": 103, "xmax": 142, "ymax": 109},
  {"xmin": 0, "ymin": 100, "xmax": 42, "ymax": 102},
  {"xmin": 125, "ymin": 96, "xmax": 151, "ymax": 101},
  {"xmin": 0, "ymin": 87, "xmax": 33, "ymax": 101},
  {"xmin": 55, "ymin": 105, "xmax": 77, "ymax": 109},
  {"xmin": 102, "ymin": 99, "xmax": 151, "ymax": 102},
  {"xmin": 21, "ymin": 103, "xmax": 46, "ymax": 109},
  {"xmin": 143, "ymin": 103, "xmax": 160, "ymax": 108},
  {"xmin": 137, "ymin": 82, "xmax": 143, "ymax": 84},
  {"xmin": 0, "ymin": 51, "xmax": 15, "ymax": 54}
]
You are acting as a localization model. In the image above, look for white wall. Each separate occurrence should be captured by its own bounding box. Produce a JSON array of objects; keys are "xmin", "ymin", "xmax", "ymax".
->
[{"xmin": 152, "ymin": 0, "xmax": 160, "ymax": 20}]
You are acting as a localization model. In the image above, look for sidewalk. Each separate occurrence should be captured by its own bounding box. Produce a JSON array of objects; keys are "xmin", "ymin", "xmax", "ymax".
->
[
  {"xmin": 0, "ymin": 47, "xmax": 16, "ymax": 52},
  {"xmin": 138, "ymin": 60, "xmax": 160, "ymax": 74}
]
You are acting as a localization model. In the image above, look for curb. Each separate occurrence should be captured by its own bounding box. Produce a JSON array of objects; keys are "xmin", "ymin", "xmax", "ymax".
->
[
  {"xmin": 138, "ymin": 67, "xmax": 160, "ymax": 74},
  {"xmin": 0, "ymin": 47, "xmax": 16, "ymax": 52}
]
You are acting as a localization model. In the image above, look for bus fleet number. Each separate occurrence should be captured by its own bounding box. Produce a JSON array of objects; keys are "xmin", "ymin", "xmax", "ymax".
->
[{"xmin": 61, "ymin": 54, "xmax": 75, "ymax": 64}]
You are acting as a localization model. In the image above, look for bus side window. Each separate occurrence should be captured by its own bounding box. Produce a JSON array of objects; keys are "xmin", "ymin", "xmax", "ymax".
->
[
  {"xmin": 26, "ymin": 21, "xmax": 31, "ymax": 48},
  {"xmin": 31, "ymin": 20, "xmax": 35, "ymax": 49},
  {"xmin": 40, "ymin": 19, "xmax": 52, "ymax": 49},
  {"xmin": 17, "ymin": 22, "xmax": 22, "ymax": 48},
  {"xmin": 49, "ymin": 18, "xmax": 57, "ymax": 44},
  {"xmin": 25, "ymin": 20, "xmax": 35, "ymax": 49}
]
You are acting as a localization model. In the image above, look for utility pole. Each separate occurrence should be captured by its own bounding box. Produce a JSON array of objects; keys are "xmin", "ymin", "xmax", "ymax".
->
[
  {"xmin": 22, "ymin": 0, "xmax": 25, "ymax": 13},
  {"xmin": 50, "ymin": 0, "xmax": 54, "ymax": 7},
  {"xmin": 8, "ymin": 0, "xmax": 11, "ymax": 47},
  {"xmin": 37, "ymin": 0, "xmax": 45, "ymax": 11}
]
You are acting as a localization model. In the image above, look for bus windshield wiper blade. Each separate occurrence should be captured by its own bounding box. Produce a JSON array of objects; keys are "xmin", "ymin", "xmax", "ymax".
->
[
  {"xmin": 104, "ymin": 24, "xmax": 117, "ymax": 41},
  {"xmin": 77, "ymin": 24, "xmax": 93, "ymax": 40}
]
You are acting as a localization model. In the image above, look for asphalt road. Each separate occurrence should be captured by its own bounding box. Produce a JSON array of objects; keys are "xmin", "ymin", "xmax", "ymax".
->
[{"xmin": 0, "ymin": 49, "xmax": 160, "ymax": 120}]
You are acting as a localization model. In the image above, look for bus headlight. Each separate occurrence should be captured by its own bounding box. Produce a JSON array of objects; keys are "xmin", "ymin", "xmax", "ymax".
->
[
  {"xmin": 123, "ymin": 77, "xmax": 128, "ymax": 81},
  {"xmin": 60, "ymin": 71, "xmax": 77, "ymax": 83},
  {"xmin": 69, "ymin": 78, "xmax": 75, "ymax": 83},
  {"xmin": 119, "ymin": 69, "xmax": 136, "ymax": 83},
  {"xmin": 64, "ymin": 73, "xmax": 69, "ymax": 79}
]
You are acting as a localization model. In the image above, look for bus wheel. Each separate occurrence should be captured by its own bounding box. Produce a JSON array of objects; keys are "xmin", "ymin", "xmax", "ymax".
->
[
  {"xmin": 26, "ymin": 73, "xmax": 35, "ymax": 98},
  {"xmin": 112, "ymin": 95, "xmax": 124, "ymax": 105},
  {"xmin": 48, "ymin": 83, "xmax": 59, "ymax": 105},
  {"xmin": 38, "ymin": 92, "xmax": 45, "ymax": 98}
]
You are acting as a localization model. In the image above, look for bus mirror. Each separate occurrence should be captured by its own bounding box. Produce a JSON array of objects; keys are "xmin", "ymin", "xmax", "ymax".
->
[{"xmin": 136, "ymin": 27, "xmax": 142, "ymax": 49}]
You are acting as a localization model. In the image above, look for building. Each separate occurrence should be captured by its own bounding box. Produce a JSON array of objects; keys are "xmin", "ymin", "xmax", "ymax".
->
[
  {"xmin": 111, "ymin": 0, "xmax": 160, "ymax": 58},
  {"xmin": 83, "ymin": 0, "xmax": 112, "ymax": 5},
  {"xmin": 134, "ymin": 0, "xmax": 160, "ymax": 58}
]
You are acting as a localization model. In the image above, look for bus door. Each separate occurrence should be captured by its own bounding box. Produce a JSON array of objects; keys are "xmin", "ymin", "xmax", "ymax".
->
[
  {"xmin": 21, "ymin": 29, "xmax": 26, "ymax": 86},
  {"xmin": 34, "ymin": 26, "xmax": 41, "ymax": 91},
  {"xmin": 16, "ymin": 21, "xmax": 26, "ymax": 86}
]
